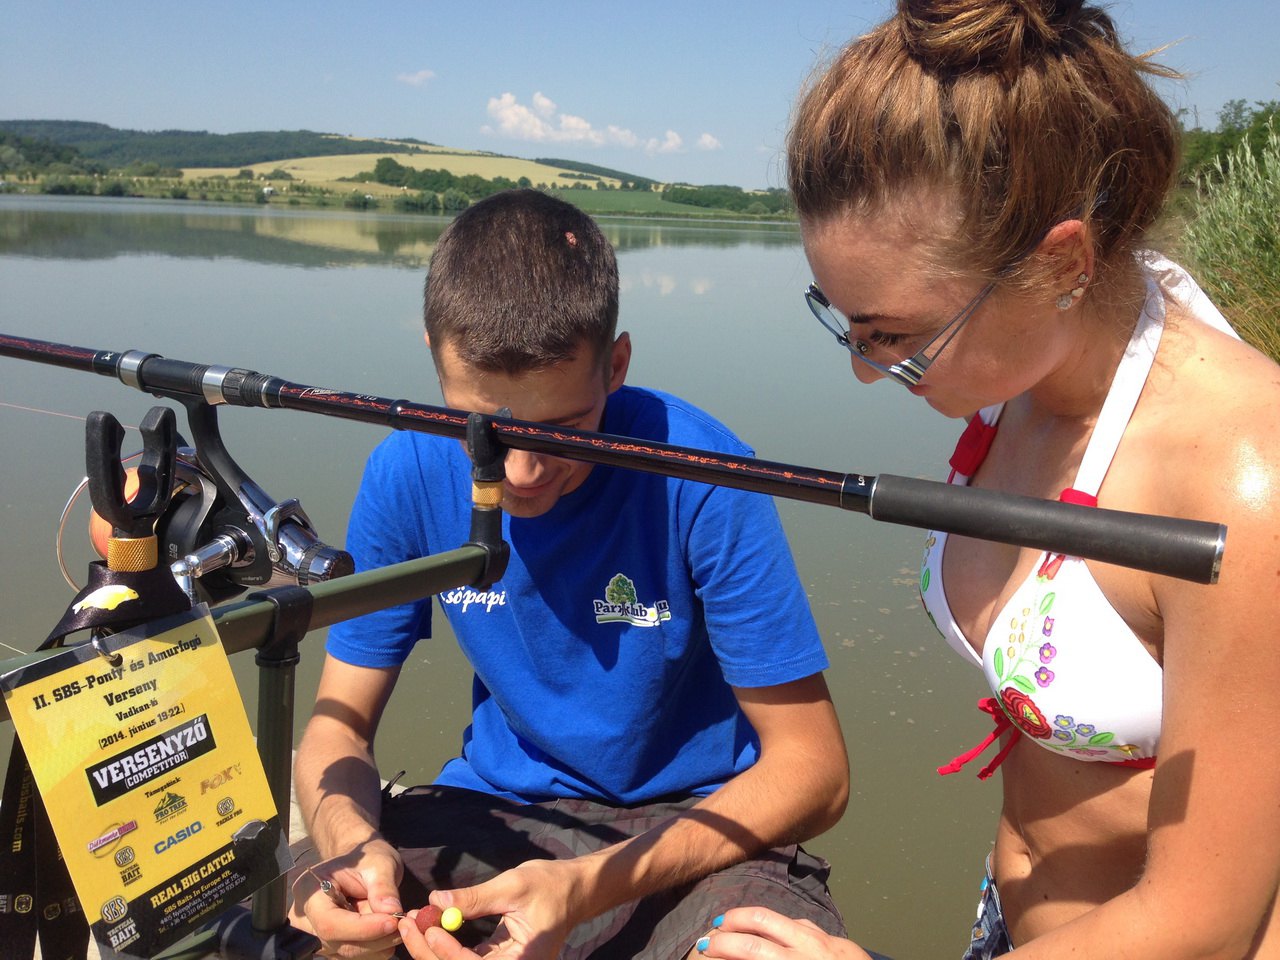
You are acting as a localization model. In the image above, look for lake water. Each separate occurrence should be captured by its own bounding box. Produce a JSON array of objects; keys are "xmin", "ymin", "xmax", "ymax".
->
[{"xmin": 0, "ymin": 195, "xmax": 997, "ymax": 959}]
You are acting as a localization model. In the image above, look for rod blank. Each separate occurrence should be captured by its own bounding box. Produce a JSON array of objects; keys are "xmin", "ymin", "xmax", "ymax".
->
[{"xmin": 0, "ymin": 333, "xmax": 1227, "ymax": 584}]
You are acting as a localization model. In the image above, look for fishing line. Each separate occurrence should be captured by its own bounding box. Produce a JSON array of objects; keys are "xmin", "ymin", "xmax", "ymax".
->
[
  {"xmin": 0, "ymin": 398, "xmax": 142, "ymax": 589},
  {"xmin": 2, "ymin": 402, "xmax": 143, "ymax": 591},
  {"xmin": 0, "ymin": 399, "xmax": 139, "ymax": 431}
]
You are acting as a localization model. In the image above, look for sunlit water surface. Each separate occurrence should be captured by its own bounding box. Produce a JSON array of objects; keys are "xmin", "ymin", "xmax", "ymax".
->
[{"xmin": 0, "ymin": 196, "xmax": 997, "ymax": 959}]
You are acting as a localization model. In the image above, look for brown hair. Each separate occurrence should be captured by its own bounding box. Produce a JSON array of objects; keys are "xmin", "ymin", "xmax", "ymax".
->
[
  {"xmin": 786, "ymin": 0, "xmax": 1181, "ymax": 288},
  {"xmin": 424, "ymin": 189, "xmax": 619, "ymax": 373}
]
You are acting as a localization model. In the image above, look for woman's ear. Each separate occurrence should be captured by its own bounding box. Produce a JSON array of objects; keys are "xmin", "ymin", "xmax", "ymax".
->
[
  {"xmin": 1036, "ymin": 219, "xmax": 1096, "ymax": 310},
  {"xmin": 1038, "ymin": 219, "xmax": 1095, "ymax": 291}
]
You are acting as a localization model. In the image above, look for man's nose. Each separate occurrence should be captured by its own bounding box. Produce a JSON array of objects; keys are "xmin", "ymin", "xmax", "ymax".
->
[{"xmin": 504, "ymin": 449, "xmax": 550, "ymax": 488}]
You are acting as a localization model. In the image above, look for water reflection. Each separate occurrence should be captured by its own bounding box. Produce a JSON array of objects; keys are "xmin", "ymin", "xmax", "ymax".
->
[
  {"xmin": 0, "ymin": 196, "xmax": 992, "ymax": 960},
  {"xmin": 0, "ymin": 196, "xmax": 801, "ymax": 269}
]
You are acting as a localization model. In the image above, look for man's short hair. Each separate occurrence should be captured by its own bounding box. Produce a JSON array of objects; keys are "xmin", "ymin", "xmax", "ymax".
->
[{"xmin": 424, "ymin": 189, "xmax": 619, "ymax": 373}]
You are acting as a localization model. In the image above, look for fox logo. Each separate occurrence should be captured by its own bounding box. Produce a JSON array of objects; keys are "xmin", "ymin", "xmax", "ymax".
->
[{"xmin": 73, "ymin": 585, "xmax": 139, "ymax": 614}]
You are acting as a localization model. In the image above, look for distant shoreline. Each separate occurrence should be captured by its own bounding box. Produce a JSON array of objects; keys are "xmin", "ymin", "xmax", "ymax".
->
[{"xmin": 0, "ymin": 177, "xmax": 799, "ymax": 226}]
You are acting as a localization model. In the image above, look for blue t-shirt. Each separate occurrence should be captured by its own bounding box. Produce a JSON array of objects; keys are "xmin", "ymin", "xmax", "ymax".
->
[{"xmin": 328, "ymin": 386, "xmax": 828, "ymax": 804}]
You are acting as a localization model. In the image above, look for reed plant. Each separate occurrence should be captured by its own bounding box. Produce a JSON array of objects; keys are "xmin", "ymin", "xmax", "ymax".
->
[{"xmin": 1180, "ymin": 119, "xmax": 1280, "ymax": 360}]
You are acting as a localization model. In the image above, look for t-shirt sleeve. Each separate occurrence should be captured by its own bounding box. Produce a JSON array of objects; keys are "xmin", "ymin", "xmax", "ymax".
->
[
  {"xmin": 684, "ymin": 480, "xmax": 828, "ymax": 689},
  {"xmin": 325, "ymin": 436, "xmax": 433, "ymax": 668}
]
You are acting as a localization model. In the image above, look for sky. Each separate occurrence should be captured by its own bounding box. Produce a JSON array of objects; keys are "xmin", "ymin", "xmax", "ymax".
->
[{"xmin": 3, "ymin": 1, "xmax": 1277, "ymax": 190}]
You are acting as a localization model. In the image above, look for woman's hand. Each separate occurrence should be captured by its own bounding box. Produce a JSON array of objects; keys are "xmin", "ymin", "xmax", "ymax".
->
[{"xmin": 698, "ymin": 907, "xmax": 876, "ymax": 960}]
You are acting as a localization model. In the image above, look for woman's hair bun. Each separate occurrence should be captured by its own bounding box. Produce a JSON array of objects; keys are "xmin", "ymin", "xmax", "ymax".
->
[{"xmin": 896, "ymin": 0, "xmax": 1090, "ymax": 73}]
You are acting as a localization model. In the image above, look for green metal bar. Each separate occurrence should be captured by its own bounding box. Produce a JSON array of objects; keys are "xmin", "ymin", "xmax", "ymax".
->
[
  {"xmin": 209, "ymin": 545, "xmax": 490, "ymax": 657},
  {"xmin": 0, "ymin": 542, "xmax": 488, "ymax": 717},
  {"xmin": 253, "ymin": 654, "xmax": 297, "ymax": 933},
  {"xmin": 1, "ymin": 545, "xmax": 488, "ymax": 959}
]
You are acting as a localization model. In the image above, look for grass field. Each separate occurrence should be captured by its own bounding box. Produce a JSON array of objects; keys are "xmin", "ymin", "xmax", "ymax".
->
[
  {"xmin": 541, "ymin": 188, "xmax": 731, "ymax": 217},
  {"xmin": 183, "ymin": 138, "xmax": 622, "ymax": 195},
  {"xmin": 14, "ymin": 134, "xmax": 792, "ymax": 221}
]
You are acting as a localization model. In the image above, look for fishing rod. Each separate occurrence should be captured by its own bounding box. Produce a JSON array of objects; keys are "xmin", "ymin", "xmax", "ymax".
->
[{"xmin": 1, "ymin": 332, "xmax": 1226, "ymax": 584}]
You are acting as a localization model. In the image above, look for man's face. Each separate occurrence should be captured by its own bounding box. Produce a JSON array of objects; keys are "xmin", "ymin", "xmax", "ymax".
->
[{"xmin": 431, "ymin": 334, "xmax": 631, "ymax": 518}]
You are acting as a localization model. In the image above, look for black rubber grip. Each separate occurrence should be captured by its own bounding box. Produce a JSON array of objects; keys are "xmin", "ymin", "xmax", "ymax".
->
[{"xmin": 869, "ymin": 473, "xmax": 1225, "ymax": 584}]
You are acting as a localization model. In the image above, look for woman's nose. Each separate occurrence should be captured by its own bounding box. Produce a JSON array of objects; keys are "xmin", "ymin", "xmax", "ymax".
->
[{"xmin": 851, "ymin": 354, "xmax": 885, "ymax": 384}]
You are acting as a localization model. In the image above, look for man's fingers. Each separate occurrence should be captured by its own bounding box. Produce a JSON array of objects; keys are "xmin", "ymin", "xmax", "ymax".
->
[
  {"xmin": 360, "ymin": 873, "xmax": 404, "ymax": 916},
  {"xmin": 397, "ymin": 916, "xmax": 482, "ymax": 960},
  {"xmin": 397, "ymin": 916, "xmax": 441, "ymax": 960},
  {"xmin": 425, "ymin": 925, "xmax": 476, "ymax": 960},
  {"xmin": 311, "ymin": 895, "xmax": 401, "ymax": 959},
  {"xmin": 315, "ymin": 900, "xmax": 399, "ymax": 939}
]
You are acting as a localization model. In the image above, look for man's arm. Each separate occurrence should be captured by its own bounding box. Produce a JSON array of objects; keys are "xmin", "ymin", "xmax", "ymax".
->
[
  {"xmin": 295, "ymin": 654, "xmax": 400, "ymax": 858},
  {"xmin": 292, "ymin": 654, "xmax": 406, "ymax": 949},
  {"xmin": 579, "ymin": 671, "xmax": 849, "ymax": 904},
  {"xmin": 424, "ymin": 671, "xmax": 848, "ymax": 957}
]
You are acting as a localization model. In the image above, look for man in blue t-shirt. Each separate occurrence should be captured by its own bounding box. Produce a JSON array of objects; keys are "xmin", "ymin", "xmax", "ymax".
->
[{"xmin": 292, "ymin": 190, "xmax": 849, "ymax": 960}]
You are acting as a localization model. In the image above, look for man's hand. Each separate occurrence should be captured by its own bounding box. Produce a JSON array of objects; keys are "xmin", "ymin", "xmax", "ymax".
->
[
  {"xmin": 397, "ymin": 857, "xmax": 588, "ymax": 960},
  {"xmin": 292, "ymin": 839, "xmax": 406, "ymax": 960}
]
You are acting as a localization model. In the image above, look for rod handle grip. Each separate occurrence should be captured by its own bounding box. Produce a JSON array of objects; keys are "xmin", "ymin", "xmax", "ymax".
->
[{"xmin": 869, "ymin": 474, "xmax": 1225, "ymax": 584}]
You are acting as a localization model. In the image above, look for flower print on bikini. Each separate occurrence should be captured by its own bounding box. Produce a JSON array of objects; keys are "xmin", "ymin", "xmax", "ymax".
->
[{"xmin": 986, "ymin": 553, "xmax": 1156, "ymax": 762}]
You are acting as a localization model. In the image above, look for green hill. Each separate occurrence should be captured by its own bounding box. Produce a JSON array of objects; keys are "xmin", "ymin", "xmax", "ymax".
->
[{"xmin": 0, "ymin": 120, "xmax": 431, "ymax": 168}]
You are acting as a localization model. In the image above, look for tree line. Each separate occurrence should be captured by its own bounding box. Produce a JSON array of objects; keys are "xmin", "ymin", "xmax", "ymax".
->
[
  {"xmin": 661, "ymin": 184, "xmax": 792, "ymax": 216},
  {"xmin": 1179, "ymin": 99, "xmax": 1279, "ymax": 181},
  {"xmin": 534, "ymin": 157, "xmax": 659, "ymax": 192},
  {"xmin": 0, "ymin": 120, "xmax": 429, "ymax": 169}
]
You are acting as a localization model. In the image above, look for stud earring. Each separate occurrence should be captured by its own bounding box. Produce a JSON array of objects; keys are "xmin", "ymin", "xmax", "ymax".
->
[{"xmin": 1056, "ymin": 272, "xmax": 1090, "ymax": 311}]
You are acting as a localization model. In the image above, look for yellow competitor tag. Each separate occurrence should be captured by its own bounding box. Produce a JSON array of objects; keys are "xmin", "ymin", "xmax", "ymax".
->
[{"xmin": 0, "ymin": 606, "xmax": 291, "ymax": 959}]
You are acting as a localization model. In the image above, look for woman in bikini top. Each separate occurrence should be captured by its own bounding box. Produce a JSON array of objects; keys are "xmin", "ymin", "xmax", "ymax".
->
[{"xmin": 699, "ymin": 2, "xmax": 1280, "ymax": 959}]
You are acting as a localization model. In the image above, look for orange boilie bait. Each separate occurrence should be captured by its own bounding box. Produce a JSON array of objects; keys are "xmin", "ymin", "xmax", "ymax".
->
[{"xmin": 414, "ymin": 905, "xmax": 444, "ymax": 932}]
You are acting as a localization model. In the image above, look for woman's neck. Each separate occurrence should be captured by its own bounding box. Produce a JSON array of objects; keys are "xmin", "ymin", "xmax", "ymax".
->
[{"xmin": 1024, "ymin": 265, "xmax": 1150, "ymax": 420}]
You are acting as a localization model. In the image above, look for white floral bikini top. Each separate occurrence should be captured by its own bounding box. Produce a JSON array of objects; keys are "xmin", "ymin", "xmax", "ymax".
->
[{"xmin": 921, "ymin": 258, "xmax": 1236, "ymax": 778}]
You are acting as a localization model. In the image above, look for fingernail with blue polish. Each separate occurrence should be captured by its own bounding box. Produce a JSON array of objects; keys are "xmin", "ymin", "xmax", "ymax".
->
[
  {"xmin": 696, "ymin": 936, "xmax": 710, "ymax": 952},
  {"xmin": 712, "ymin": 915, "xmax": 724, "ymax": 928}
]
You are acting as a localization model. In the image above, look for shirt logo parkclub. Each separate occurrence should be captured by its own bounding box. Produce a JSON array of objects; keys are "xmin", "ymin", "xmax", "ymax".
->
[{"xmin": 593, "ymin": 574, "xmax": 671, "ymax": 628}]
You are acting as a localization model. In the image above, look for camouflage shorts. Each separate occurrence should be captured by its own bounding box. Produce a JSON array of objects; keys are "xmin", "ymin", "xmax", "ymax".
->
[{"xmin": 380, "ymin": 784, "xmax": 846, "ymax": 960}]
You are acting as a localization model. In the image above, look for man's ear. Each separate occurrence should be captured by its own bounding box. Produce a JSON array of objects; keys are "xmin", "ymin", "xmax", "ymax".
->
[
  {"xmin": 1036, "ymin": 219, "xmax": 1095, "ymax": 292},
  {"xmin": 608, "ymin": 332, "xmax": 632, "ymax": 392},
  {"xmin": 424, "ymin": 331, "xmax": 432, "ymax": 349}
]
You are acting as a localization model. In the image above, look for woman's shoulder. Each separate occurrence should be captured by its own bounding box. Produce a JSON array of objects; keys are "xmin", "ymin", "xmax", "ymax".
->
[
  {"xmin": 1154, "ymin": 295, "xmax": 1279, "ymax": 416},
  {"xmin": 1138, "ymin": 304, "xmax": 1280, "ymax": 524}
]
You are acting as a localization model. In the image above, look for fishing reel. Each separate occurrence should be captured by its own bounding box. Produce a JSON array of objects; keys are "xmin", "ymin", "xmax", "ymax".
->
[
  {"xmin": 63, "ymin": 402, "xmax": 353, "ymax": 605},
  {"xmin": 149, "ymin": 443, "xmax": 354, "ymax": 604}
]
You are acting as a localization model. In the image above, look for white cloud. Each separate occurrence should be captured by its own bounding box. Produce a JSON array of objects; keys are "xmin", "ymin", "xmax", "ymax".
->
[
  {"xmin": 557, "ymin": 112, "xmax": 600, "ymax": 143},
  {"xmin": 695, "ymin": 133, "xmax": 722, "ymax": 151},
  {"xmin": 396, "ymin": 69, "xmax": 435, "ymax": 87},
  {"xmin": 606, "ymin": 125, "xmax": 639, "ymax": 148},
  {"xmin": 645, "ymin": 130, "xmax": 684, "ymax": 155},
  {"xmin": 482, "ymin": 92, "xmax": 680, "ymax": 153},
  {"xmin": 484, "ymin": 92, "xmax": 554, "ymax": 140},
  {"xmin": 532, "ymin": 91, "xmax": 557, "ymax": 118}
]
